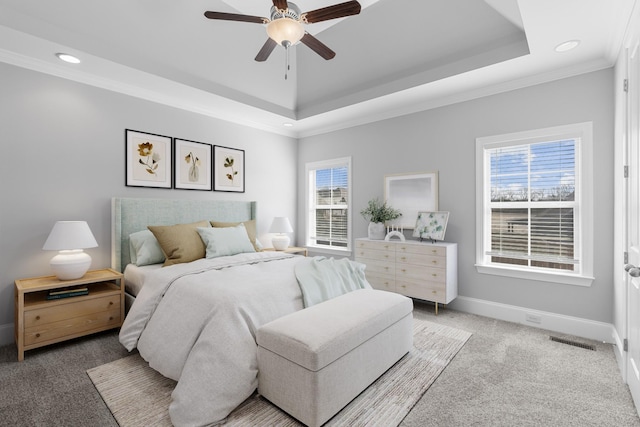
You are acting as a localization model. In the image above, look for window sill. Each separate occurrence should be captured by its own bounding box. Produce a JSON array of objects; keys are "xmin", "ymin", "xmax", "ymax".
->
[
  {"xmin": 307, "ymin": 245, "xmax": 352, "ymax": 258},
  {"xmin": 475, "ymin": 264, "xmax": 594, "ymax": 287}
]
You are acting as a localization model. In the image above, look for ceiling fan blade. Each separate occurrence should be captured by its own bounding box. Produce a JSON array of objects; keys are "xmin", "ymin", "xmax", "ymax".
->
[
  {"xmin": 303, "ymin": 1, "xmax": 361, "ymax": 24},
  {"xmin": 272, "ymin": 0, "xmax": 289, "ymax": 10},
  {"xmin": 300, "ymin": 33, "xmax": 336, "ymax": 60},
  {"xmin": 204, "ymin": 11, "xmax": 266, "ymax": 24},
  {"xmin": 255, "ymin": 38, "xmax": 278, "ymax": 62}
]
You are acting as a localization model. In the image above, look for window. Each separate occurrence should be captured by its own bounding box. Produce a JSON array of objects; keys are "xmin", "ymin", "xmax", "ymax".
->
[
  {"xmin": 475, "ymin": 122, "xmax": 593, "ymax": 286},
  {"xmin": 305, "ymin": 157, "xmax": 352, "ymax": 253}
]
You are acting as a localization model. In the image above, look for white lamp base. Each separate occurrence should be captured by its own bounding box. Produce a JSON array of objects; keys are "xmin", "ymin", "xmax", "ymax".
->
[
  {"xmin": 272, "ymin": 235, "xmax": 290, "ymax": 251},
  {"xmin": 50, "ymin": 249, "xmax": 92, "ymax": 280}
]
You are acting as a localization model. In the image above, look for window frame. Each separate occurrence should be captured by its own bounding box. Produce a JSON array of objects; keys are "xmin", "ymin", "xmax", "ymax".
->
[
  {"xmin": 305, "ymin": 157, "xmax": 352, "ymax": 256},
  {"xmin": 475, "ymin": 122, "xmax": 594, "ymax": 286}
]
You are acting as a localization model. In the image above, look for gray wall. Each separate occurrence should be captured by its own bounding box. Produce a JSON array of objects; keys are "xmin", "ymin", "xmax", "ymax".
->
[
  {"xmin": 0, "ymin": 63, "xmax": 298, "ymax": 336},
  {"xmin": 298, "ymin": 69, "xmax": 614, "ymax": 323}
]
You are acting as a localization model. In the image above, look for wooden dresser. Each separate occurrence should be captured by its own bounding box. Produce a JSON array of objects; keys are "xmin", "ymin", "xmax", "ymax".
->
[{"xmin": 355, "ymin": 238, "xmax": 457, "ymax": 313}]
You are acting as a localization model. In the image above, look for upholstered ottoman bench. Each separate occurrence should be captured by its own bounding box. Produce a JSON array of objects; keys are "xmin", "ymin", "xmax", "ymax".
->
[{"xmin": 256, "ymin": 289, "xmax": 413, "ymax": 427}]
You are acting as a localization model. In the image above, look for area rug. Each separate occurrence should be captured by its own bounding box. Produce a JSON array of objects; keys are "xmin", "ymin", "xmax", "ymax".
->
[{"xmin": 87, "ymin": 318, "xmax": 471, "ymax": 426}]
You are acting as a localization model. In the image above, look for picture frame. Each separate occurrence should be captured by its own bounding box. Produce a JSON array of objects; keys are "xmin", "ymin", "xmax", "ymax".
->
[
  {"xmin": 174, "ymin": 138, "xmax": 212, "ymax": 191},
  {"xmin": 125, "ymin": 129, "xmax": 172, "ymax": 189},
  {"xmin": 413, "ymin": 211, "xmax": 450, "ymax": 242},
  {"xmin": 384, "ymin": 171, "xmax": 439, "ymax": 229},
  {"xmin": 213, "ymin": 145, "xmax": 245, "ymax": 192}
]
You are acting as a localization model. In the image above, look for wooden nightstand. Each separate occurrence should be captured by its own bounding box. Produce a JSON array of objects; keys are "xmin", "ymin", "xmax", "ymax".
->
[
  {"xmin": 264, "ymin": 246, "xmax": 308, "ymax": 256},
  {"xmin": 14, "ymin": 268, "xmax": 124, "ymax": 361}
]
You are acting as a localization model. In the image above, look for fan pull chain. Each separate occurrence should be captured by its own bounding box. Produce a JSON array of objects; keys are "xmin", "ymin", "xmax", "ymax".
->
[{"xmin": 284, "ymin": 44, "xmax": 290, "ymax": 80}]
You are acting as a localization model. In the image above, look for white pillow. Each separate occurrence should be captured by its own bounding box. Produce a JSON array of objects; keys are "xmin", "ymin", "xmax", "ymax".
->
[
  {"xmin": 197, "ymin": 224, "xmax": 256, "ymax": 259},
  {"xmin": 129, "ymin": 229, "xmax": 165, "ymax": 266}
]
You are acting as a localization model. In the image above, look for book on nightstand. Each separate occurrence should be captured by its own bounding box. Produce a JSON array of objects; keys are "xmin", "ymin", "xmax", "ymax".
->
[{"xmin": 46, "ymin": 287, "xmax": 89, "ymax": 300}]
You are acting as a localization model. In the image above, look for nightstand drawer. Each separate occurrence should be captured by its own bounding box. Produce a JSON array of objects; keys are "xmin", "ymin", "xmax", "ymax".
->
[
  {"xmin": 25, "ymin": 294, "xmax": 120, "ymax": 327},
  {"xmin": 24, "ymin": 308, "xmax": 121, "ymax": 346}
]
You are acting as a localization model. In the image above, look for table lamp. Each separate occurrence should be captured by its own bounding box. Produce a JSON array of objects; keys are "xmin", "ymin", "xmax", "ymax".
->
[
  {"xmin": 42, "ymin": 221, "xmax": 98, "ymax": 280},
  {"xmin": 269, "ymin": 217, "xmax": 293, "ymax": 251}
]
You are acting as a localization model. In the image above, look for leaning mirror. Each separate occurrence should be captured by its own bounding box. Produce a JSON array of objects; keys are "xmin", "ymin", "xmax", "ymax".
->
[{"xmin": 384, "ymin": 171, "xmax": 439, "ymax": 229}]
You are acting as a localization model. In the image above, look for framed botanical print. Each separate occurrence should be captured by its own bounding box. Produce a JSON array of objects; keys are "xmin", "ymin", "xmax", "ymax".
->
[
  {"xmin": 125, "ymin": 129, "xmax": 172, "ymax": 189},
  {"xmin": 413, "ymin": 211, "xmax": 450, "ymax": 242},
  {"xmin": 174, "ymin": 138, "xmax": 212, "ymax": 191},
  {"xmin": 213, "ymin": 145, "xmax": 245, "ymax": 192}
]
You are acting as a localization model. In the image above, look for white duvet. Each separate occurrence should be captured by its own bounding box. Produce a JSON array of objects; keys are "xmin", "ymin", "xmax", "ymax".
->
[{"xmin": 119, "ymin": 251, "xmax": 305, "ymax": 427}]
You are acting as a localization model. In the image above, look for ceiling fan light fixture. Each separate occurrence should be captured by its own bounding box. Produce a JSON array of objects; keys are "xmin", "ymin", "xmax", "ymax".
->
[{"xmin": 266, "ymin": 18, "xmax": 304, "ymax": 46}]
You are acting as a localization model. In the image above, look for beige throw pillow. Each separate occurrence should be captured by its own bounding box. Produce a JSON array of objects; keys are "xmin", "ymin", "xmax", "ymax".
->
[{"xmin": 148, "ymin": 220, "xmax": 210, "ymax": 266}]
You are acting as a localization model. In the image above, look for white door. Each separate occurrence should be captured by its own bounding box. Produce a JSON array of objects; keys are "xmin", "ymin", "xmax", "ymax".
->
[{"xmin": 626, "ymin": 38, "xmax": 640, "ymax": 407}]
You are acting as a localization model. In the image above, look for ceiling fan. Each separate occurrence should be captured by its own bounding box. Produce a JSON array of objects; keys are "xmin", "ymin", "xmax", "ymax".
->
[{"xmin": 204, "ymin": 1, "xmax": 361, "ymax": 63}]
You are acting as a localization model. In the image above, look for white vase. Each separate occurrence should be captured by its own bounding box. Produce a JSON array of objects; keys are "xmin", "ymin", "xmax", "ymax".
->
[{"xmin": 368, "ymin": 222, "xmax": 386, "ymax": 240}]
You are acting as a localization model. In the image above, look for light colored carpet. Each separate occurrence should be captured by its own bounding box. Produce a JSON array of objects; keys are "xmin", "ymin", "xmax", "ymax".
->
[{"xmin": 87, "ymin": 317, "xmax": 471, "ymax": 427}]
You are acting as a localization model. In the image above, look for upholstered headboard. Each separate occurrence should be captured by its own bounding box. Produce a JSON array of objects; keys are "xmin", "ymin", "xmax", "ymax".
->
[{"xmin": 111, "ymin": 197, "xmax": 257, "ymax": 272}]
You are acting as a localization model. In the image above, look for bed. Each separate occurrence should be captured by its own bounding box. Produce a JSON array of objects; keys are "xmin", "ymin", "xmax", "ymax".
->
[{"xmin": 111, "ymin": 197, "xmax": 369, "ymax": 427}]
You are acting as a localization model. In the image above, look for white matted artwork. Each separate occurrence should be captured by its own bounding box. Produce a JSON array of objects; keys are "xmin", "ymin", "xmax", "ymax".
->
[
  {"xmin": 174, "ymin": 138, "xmax": 212, "ymax": 191},
  {"xmin": 384, "ymin": 171, "xmax": 438, "ymax": 229},
  {"xmin": 214, "ymin": 145, "xmax": 245, "ymax": 192},
  {"xmin": 413, "ymin": 211, "xmax": 449, "ymax": 242},
  {"xmin": 125, "ymin": 129, "xmax": 172, "ymax": 189}
]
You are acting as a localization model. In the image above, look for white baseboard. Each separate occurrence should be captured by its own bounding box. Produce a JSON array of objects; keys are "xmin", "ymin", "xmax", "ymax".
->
[
  {"xmin": 0, "ymin": 322, "xmax": 14, "ymax": 347},
  {"xmin": 449, "ymin": 296, "xmax": 615, "ymax": 343},
  {"xmin": 612, "ymin": 327, "xmax": 627, "ymax": 382}
]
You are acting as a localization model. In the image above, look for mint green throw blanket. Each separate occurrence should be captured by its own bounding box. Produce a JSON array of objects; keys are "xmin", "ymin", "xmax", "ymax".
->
[{"xmin": 295, "ymin": 256, "xmax": 372, "ymax": 307}]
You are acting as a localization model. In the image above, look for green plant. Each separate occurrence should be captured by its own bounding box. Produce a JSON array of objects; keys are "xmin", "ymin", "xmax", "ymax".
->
[{"xmin": 360, "ymin": 198, "xmax": 402, "ymax": 223}]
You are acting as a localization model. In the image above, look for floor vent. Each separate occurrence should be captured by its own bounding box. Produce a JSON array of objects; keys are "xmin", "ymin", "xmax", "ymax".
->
[{"xmin": 549, "ymin": 336, "xmax": 596, "ymax": 351}]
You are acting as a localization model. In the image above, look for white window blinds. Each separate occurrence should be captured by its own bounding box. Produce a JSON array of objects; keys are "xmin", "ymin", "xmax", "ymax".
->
[{"xmin": 487, "ymin": 139, "xmax": 578, "ymax": 270}]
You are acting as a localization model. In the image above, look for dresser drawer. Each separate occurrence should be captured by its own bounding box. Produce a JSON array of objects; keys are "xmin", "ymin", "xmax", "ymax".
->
[
  {"xmin": 355, "ymin": 248, "xmax": 394, "ymax": 262},
  {"xmin": 24, "ymin": 308, "xmax": 121, "ymax": 346},
  {"xmin": 396, "ymin": 264, "xmax": 446, "ymax": 283},
  {"xmin": 24, "ymin": 294, "xmax": 121, "ymax": 327},
  {"xmin": 396, "ymin": 244, "xmax": 446, "ymax": 257},
  {"xmin": 356, "ymin": 258, "xmax": 395, "ymax": 276},
  {"xmin": 396, "ymin": 280, "xmax": 447, "ymax": 304},
  {"xmin": 355, "ymin": 240, "xmax": 395, "ymax": 252},
  {"xmin": 366, "ymin": 274, "xmax": 396, "ymax": 292},
  {"xmin": 396, "ymin": 252, "xmax": 445, "ymax": 268}
]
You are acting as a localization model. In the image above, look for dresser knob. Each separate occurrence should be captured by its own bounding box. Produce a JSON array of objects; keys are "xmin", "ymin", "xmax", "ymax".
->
[
  {"xmin": 401, "ymin": 256, "xmax": 406, "ymax": 261},
  {"xmin": 109, "ymin": 316, "xmax": 114, "ymax": 321},
  {"xmin": 432, "ymin": 273, "xmax": 437, "ymax": 277},
  {"xmin": 432, "ymin": 260, "xmax": 438, "ymax": 264},
  {"xmin": 35, "ymin": 333, "xmax": 40, "ymax": 338},
  {"xmin": 432, "ymin": 290, "xmax": 437, "ymax": 294},
  {"xmin": 432, "ymin": 250, "xmax": 438, "ymax": 253},
  {"xmin": 35, "ymin": 316, "xmax": 40, "ymax": 321},
  {"xmin": 109, "ymin": 301, "xmax": 114, "ymax": 305}
]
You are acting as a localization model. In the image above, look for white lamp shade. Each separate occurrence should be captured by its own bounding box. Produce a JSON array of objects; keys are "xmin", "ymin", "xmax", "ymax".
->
[
  {"xmin": 269, "ymin": 217, "xmax": 293, "ymax": 233},
  {"xmin": 43, "ymin": 221, "xmax": 98, "ymax": 250},
  {"xmin": 270, "ymin": 217, "xmax": 293, "ymax": 251},
  {"xmin": 266, "ymin": 18, "xmax": 304, "ymax": 46},
  {"xmin": 43, "ymin": 221, "xmax": 98, "ymax": 280}
]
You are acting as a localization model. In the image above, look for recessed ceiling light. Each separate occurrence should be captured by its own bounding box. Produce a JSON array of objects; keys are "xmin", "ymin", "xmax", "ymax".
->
[
  {"xmin": 555, "ymin": 40, "xmax": 580, "ymax": 53},
  {"xmin": 56, "ymin": 53, "xmax": 81, "ymax": 64},
  {"xmin": 283, "ymin": 123, "xmax": 294, "ymax": 127}
]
